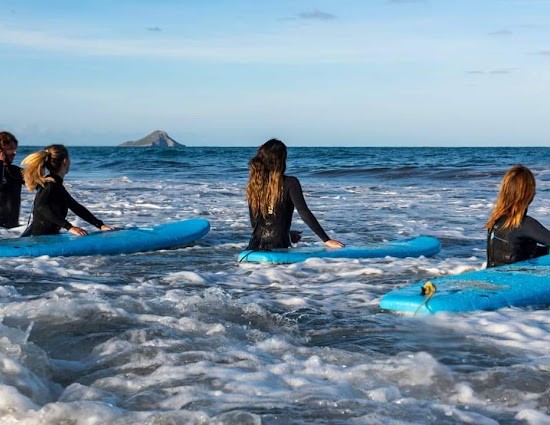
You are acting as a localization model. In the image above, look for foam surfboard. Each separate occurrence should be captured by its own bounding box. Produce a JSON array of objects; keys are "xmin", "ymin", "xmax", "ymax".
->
[
  {"xmin": 0, "ymin": 218, "xmax": 210, "ymax": 258},
  {"xmin": 238, "ymin": 236, "xmax": 441, "ymax": 264},
  {"xmin": 380, "ymin": 254, "xmax": 550, "ymax": 314}
]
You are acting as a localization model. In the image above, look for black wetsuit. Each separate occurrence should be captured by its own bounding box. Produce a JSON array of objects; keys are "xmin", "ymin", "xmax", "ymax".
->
[
  {"xmin": 247, "ymin": 175, "xmax": 330, "ymax": 250},
  {"xmin": 0, "ymin": 161, "xmax": 23, "ymax": 228},
  {"xmin": 487, "ymin": 215, "xmax": 550, "ymax": 267},
  {"xmin": 22, "ymin": 174, "xmax": 104, "ymax": 236}
]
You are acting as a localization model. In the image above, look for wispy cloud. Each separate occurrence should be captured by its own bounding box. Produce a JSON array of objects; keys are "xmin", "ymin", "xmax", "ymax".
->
[
  {"xmin": 490, "ymin": 68, "xmax": 516, "ymax": 74},
  {"xmin": 147, "ymin": 26, "xmax": 162, "ymax": 32},
  {"xmin": 467, "ymin": 67, "xmax": 516, "ymax": 75},
  {"xmin": 0, "ymin": 21, "xmax": 527, "ymax": 69},
  {"xmin": 518, "ymin": 24, "xmax": 541, "ymax": 29},
  {"xmin": 0, "ymin": 24, "xmax": 371, "ymax": 64},
  {"xmin": 297, "ymin": 10, "xmax": 336, "ymax": 21},
  {"xmin": 487, "ymin": 29, "xmax": 513, "ymax": 36},
  {"xmin": 538, "ymin": 50, "xmax": 550, "ymax": 55}
]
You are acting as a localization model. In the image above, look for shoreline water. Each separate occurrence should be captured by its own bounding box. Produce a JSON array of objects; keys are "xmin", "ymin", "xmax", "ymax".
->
[{"xmin": 0, "ymin": 146, "xmax": 549, "ymax": 424}]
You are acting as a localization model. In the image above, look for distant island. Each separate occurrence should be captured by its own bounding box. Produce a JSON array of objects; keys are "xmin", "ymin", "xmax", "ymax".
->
[{"xmin": 118, "ymin": 130, "xmax": 185, "ymax": 147}]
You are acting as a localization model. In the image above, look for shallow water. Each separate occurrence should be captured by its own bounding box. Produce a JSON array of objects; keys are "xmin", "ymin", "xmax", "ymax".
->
[{"xmin": 0, "ymin": 146, "xmax": 549, "ymax": 425}]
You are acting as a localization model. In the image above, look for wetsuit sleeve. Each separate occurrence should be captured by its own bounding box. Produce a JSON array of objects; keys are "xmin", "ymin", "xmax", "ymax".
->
[
  {"xmin": 287, "ymin": 176, "xmax": 330, "ymax": 242},
  {"xmin": 522, "ymin": 217, "xmax": 550, "ymax": 245},
  {"xmin": 34, "ymin": 185, "xmax": 73, "ymax": 230},
  {"xmin": 66, "ymin": 192, "xmax": 104, "ymax": 228}
]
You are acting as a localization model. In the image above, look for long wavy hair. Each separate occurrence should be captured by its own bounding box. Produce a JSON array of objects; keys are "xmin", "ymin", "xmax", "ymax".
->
[
  {"xmin": 22, "ymin": 144, "xmax": 69, "ymax": 191},
  {"xmin": 486, "ymin": 165, "xmax": 536, "ymax": 231},
  {"xmin": 246, "ymin": 139, "xmax": 287, "ymax": 220}
]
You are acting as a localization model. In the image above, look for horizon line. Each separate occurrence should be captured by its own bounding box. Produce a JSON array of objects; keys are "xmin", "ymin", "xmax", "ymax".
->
[{"xmin": 16, "ymin": 144, "xmax": 550, "ymax": 149}]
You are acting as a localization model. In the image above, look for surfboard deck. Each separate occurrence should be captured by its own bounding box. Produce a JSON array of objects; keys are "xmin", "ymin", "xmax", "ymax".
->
[
  {"xmin": 238, "ymin": 236, "xmax": 441, "ymax": 264},
  {"xmin": 0, "ymin": 218, "xmax": 210, "ymax": 258},
  {"xmin": 380, "ymin": 255, "xmax": 550, "ymax": 314}
]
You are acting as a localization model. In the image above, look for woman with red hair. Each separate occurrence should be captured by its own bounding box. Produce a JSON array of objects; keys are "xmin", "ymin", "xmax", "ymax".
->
[{"xmin": 486, "ymin": 164, "xmax": 550, "ymax": 267}]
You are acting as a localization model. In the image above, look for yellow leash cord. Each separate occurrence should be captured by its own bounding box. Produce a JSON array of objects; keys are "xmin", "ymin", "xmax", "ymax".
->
[{"xmin": 414, "ymin": 281, "xmax": 437, "ymax": 316}]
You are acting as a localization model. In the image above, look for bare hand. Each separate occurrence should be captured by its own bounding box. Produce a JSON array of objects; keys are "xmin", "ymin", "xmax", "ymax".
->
[
  {"xmin": 69, "ymin": 226, "xmax": 88, "ymax": 236},
  {"xmin": 100, "ymin": 224, "xmax": 115, "ymax": 231},
  {"xmin": 324, "ymin": 239, "xmax": 344, "ymax": 248},
  {"xmin": 290, "ymin": 230, "xmax": 302, "ymax": 243}
]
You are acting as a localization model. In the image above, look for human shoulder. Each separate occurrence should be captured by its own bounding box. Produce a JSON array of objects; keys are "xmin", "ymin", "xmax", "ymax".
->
[
  {"xmin": 521, "ymin": 215, "xmax": 550, "ymax": 233},
  {"xmin": 284, "ymin": 175, "xmax": 303, "ymax": 192},
  {"xmin": 39, "ymin": 176, "xmax": 62, "ymax": 192},
  {"xmin": 523, "ymin": 215, "xmax": 540, "ymax": 226},
  {"xmin": 284, "ymin": 175, "xmax": 300, "ymax": 185},
  {"xmin": 522, "ymin": 214, "xmax": 549, "ymax": 229},
  {"xmin": 9, "ymin": 164, "xmax": 23, "ymax": 181}
]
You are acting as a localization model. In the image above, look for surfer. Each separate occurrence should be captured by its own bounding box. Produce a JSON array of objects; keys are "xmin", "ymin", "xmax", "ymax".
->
[
  {"xmin": 486, "ymin": 164, "xmax": 550, "ymax": 267},
  {"xmin": 0, "ymin": 131, "xmax": 24, "ymax": 229},
  {"xmin": 20, "ymin": 144, "xmax": 114, "ymax": 236},
  {"xmin": 245, "ymin": 138, "xmax": 344, "ymax": 250}
]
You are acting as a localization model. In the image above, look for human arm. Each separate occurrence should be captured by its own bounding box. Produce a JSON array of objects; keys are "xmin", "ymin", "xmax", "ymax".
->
[
  {"xmin": 66, "ymin": 191, "xmax": 108, "ymax": 230},
  {"xmin": 287, "ymin": 176, "xmax": 344, "ymax": 247}
]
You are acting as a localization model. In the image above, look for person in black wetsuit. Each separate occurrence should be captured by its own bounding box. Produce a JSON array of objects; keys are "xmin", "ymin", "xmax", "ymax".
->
[
  {"xmin": 20, "ymin": 144, "xmax": 114, "ymax": 237},
  {"xmin": 486, "ymin": 164, "xmax": 550, "ymax": 267},
  {"xmin": 0, "ymin": 131, "xmax": 23, "ymax": 229},
  {"xmin": 245, "ymin": 138, "xmax": 344, "ymax": 250}
]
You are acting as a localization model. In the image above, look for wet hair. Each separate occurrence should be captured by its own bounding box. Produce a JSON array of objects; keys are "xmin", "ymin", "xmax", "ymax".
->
[
  {"xmin": 0, "ymin": 131, "xmax": 19, "ymax": 148},
  {"xmin": 486, "ymin": 164, "xmax": 536, "ymax": 231},
  {"xmin": 246, "ymin": 139, "xmax": 287, "ymax": 220},
  {"xmin": 22, "ymin": 144, "xmax": 69, "ymax": 191}
]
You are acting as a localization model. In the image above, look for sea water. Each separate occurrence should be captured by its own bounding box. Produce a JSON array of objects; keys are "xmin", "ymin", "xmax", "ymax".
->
[{"xmin": 0, "ymin": 146, "xmax": 548, "ymax": 425}]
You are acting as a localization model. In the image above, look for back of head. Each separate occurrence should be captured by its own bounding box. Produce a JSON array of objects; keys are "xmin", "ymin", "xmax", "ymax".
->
[
  {"xmin": 246, "ymin": 138, "xmax": 288, "ymax": 219},
  {"xmin": 486, "ymin": 164, "xmax": 536, "ymax": 230},
  {"xmin": 22, "ymin": 144, "xmax": 69, "ymax": 191},
  {"xmin": 0, "ymin": 131, "xmax": 18, "ymax": 148},
  {"xmin": 256, "ymin": 138, "xmax": 287, "ymax": 175}
]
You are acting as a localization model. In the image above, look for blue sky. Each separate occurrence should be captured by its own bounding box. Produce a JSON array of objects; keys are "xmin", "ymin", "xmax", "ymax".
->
[{"xmin": 1, "ymin": 0, "xmax": 549, "ymax": 146}]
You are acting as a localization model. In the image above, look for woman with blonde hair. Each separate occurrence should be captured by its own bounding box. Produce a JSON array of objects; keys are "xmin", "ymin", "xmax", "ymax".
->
[
  {"xmin": 486, "ymin": 164, "xmax": 550, "ymax": 267},
  {"xmin": 21, "ymin": 144, "xmax": 113, "ymax": 237},
  {"xmin": 245, "ymin": 138, "xmax": 343, "ymax": 250}
]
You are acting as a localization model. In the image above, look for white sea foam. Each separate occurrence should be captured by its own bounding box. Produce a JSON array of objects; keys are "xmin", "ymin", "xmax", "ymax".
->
[{"xmin": 1, "ymin": 147, "xmax": 549, "ymax": 423}]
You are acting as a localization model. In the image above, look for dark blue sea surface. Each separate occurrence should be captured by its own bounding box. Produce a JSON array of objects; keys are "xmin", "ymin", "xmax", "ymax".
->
[
  {"xmin": 1, "ymin": 146, "xmax": 549, "ymax": 424},
  {"xmin": 17, "ymin": 145, "xmax": 550, "ymax": 183}
]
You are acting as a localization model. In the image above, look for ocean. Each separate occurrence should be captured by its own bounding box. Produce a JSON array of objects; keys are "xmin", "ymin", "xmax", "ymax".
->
[{"xmin": 0, "ymin": 146, "xmax": 549, "ymax": 425}]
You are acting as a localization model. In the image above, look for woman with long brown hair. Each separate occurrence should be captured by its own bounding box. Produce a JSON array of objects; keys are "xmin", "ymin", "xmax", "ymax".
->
[
  {"xmin": 486, "ymin": 164, "xmax": 550, "ymax": 267},
  {"xmin": 21, "ymin": 144, "xmax": 113, "ymax": 237},
  {"xmin": 245, "ymin": 138, "xmax": 343, "ymax": 250}
]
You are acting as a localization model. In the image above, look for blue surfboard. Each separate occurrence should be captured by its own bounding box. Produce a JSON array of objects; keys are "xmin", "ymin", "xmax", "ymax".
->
[
  {"xmin": 380, "ymin": 255, "xmax": 550, "ymax": 314},
  {"xmin": 0, "ymin": 218, "xmax": 210, "ymax": 258},
  {"xmin": 238, "ymin": 236, "xmax": 441, "ymax": 264}
]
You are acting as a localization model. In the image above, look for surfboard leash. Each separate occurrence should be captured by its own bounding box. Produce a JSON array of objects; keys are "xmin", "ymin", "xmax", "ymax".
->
[
  {"xmin": 414, "ymin": 281, "xmax": 437, "ymax": 316},
  {"xmin": 238, "ymin": 250, "xmax": 255, "ymax": 263}
]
